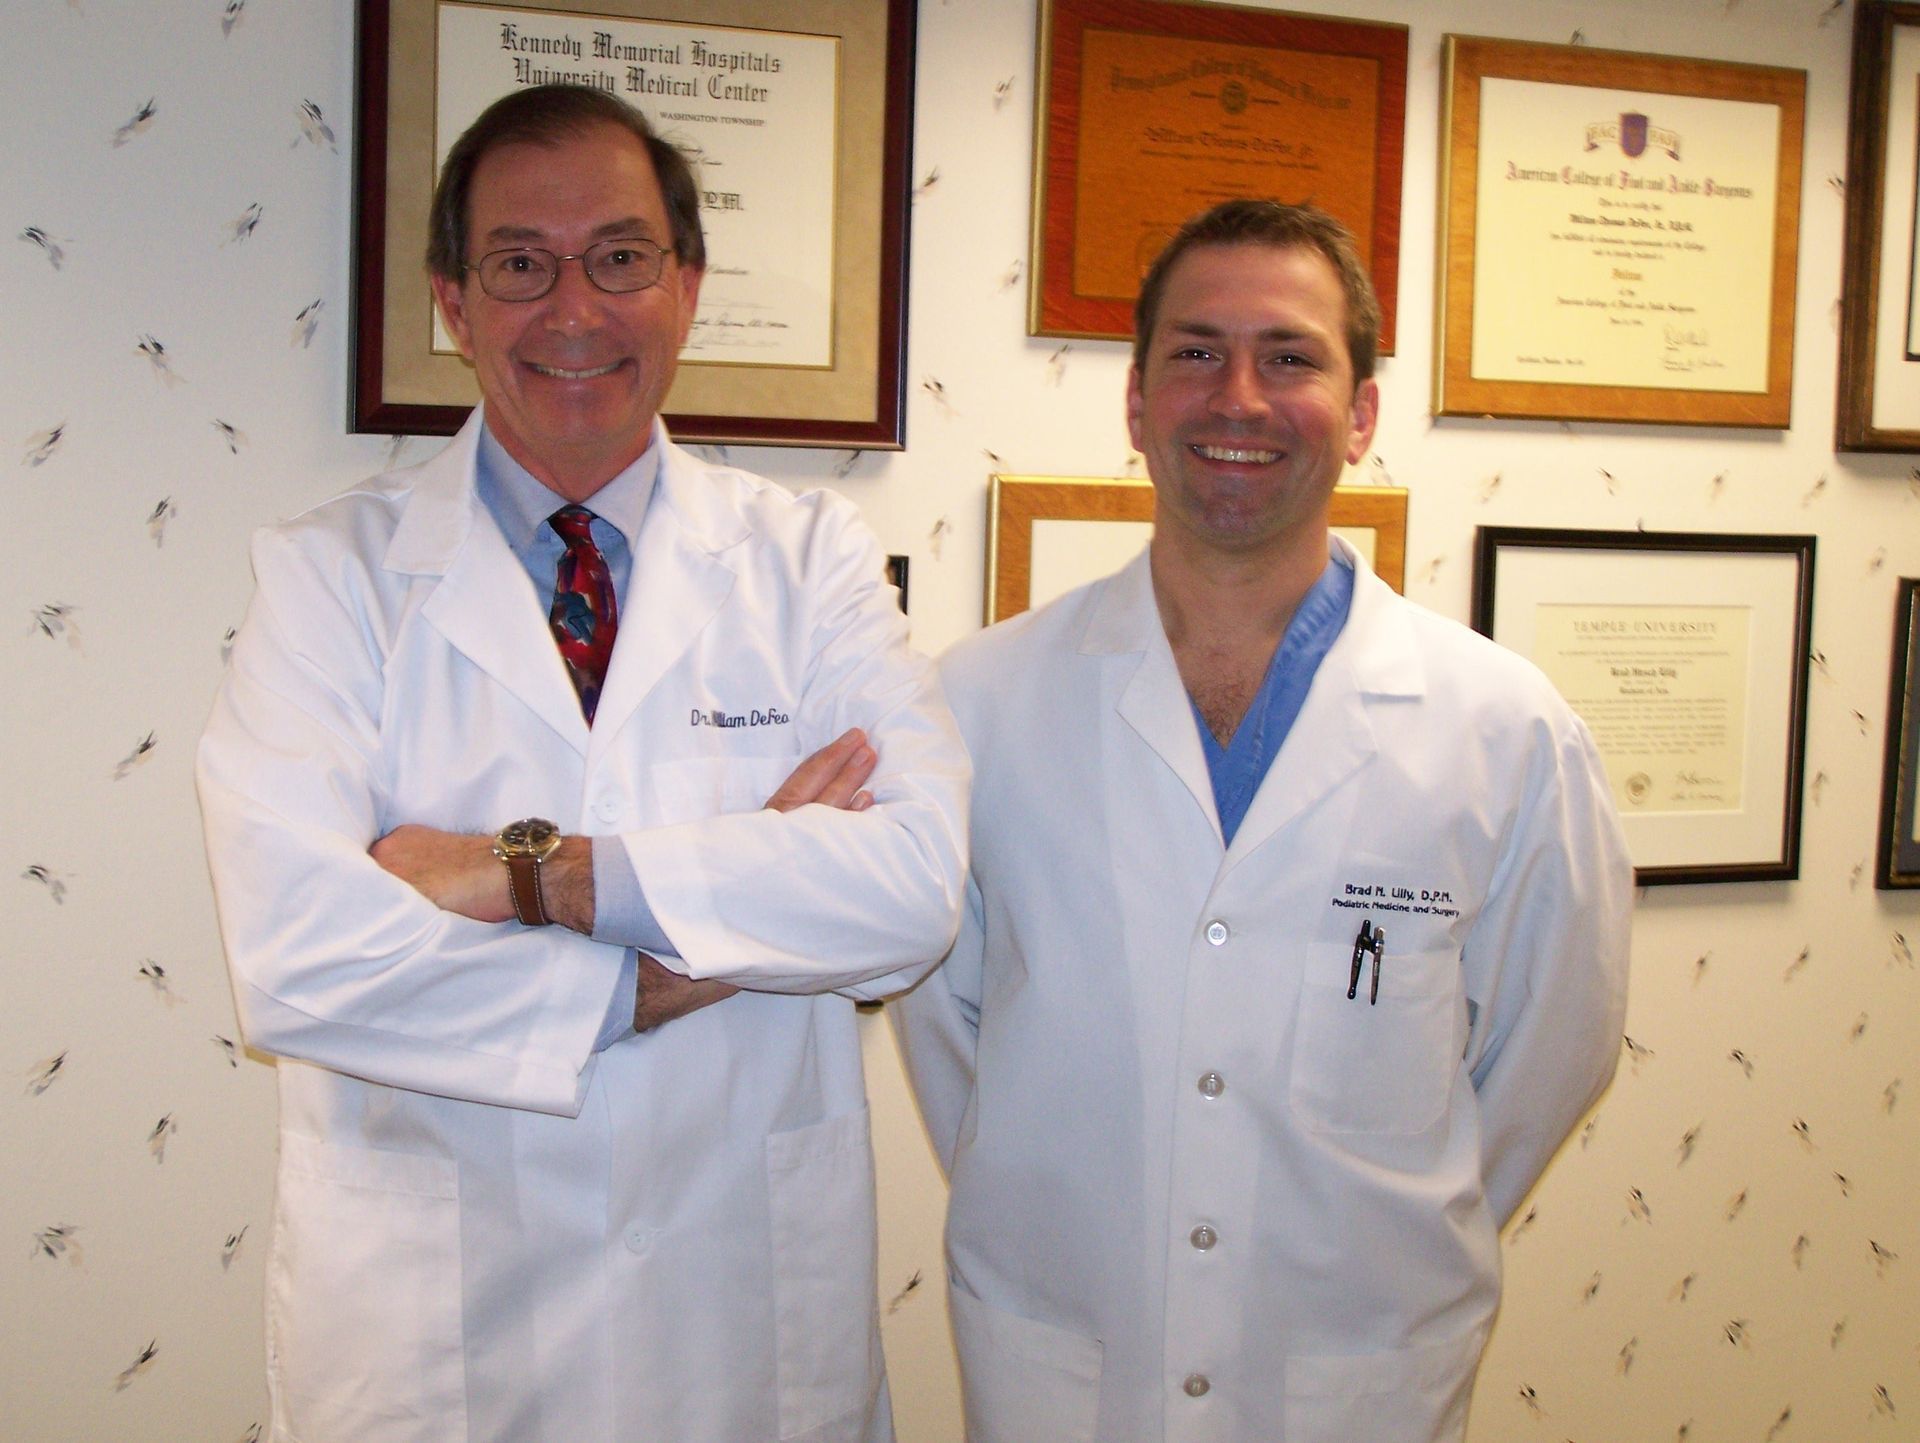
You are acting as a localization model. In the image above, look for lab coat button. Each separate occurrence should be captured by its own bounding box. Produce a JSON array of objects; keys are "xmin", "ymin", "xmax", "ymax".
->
[
  {"xmin": 623, "ymin": 1227, "xmax": 652, "ymax": 1256},
  {"xmin": 1189, "ymin": 1224, "xmax": 1217, "ymax": 1251},
  {"xmin": 1198, "ymin": 1071, "xmax": 1225, "ymax": 1098},
  {"xmin": 1183, "ymin": 1373, "xmax": 1211, "ymax": 1398},
  {"xmin": 1204, "ymin": 920, "xmax": 1229, "ymax": 946},
  {"xmin": 594, "ymin": 793, "xmax": 621, "ymax": 823}
]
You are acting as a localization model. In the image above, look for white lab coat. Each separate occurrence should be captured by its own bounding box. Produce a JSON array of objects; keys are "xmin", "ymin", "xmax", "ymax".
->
[
  {"xmin": 894, "ymin": 540, "xmax": 1630, "ymax": 1443},
  {"xmin": 197, "ymin": 413, "xmax": 969, "ymax": 1443}
]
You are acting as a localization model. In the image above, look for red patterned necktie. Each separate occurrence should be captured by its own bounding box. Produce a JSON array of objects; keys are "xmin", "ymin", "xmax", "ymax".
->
[{"xmin": 548, "ymin": 506, "xmax": 618, "ymax": 724}]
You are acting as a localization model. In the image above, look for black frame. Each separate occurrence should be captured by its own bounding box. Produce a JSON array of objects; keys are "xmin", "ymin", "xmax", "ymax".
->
[
  {"xmin": 1472, "ymin": 527, "xmax": 1816, "ymax": 887},
  {"xmin": 1878, "ymin": 579, "xmax": 1920, "ymax": 888}
]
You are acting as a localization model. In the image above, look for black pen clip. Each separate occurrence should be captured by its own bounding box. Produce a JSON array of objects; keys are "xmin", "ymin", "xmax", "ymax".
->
[{"xmin": 1348, "ymin": 919, "xmax": 1384, "ymax": 1005}]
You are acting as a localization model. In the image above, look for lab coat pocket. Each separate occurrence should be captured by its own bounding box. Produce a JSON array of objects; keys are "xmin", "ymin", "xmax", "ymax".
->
[
  {"xmin": 949, "ymin": 1282, "xmax": 1102, "ymax": 1443},
  {"xmin": 766, "ymin": 1108, "xmax": 883, "ymax": 1441},
  {"xmin": 269, "ymin": 1132, "xmax": 466, "ymax": 1442},
  {"xmin": 1290, "ymin": 945, "xmax": 1459, "ymax": 1134},
  {"xmin": 1283, "ymin": 1325, "xmax": 1487, "ymax": 1443},
  {"xmin": 646, "ymin": 754, "xmax": 798, "ymax": 825}
]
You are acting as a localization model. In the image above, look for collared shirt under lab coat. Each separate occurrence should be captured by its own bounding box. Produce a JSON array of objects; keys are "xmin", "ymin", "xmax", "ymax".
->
[
  {"xmin": 197, "ymin": 412, "xmax": 969, "ymax": 1443},
  {"xmin": 893, "ymin": 539, "xmax": 1631, "ymax": 1443}
]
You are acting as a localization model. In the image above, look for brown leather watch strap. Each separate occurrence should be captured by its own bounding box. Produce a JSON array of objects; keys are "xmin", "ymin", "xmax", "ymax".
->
[{"xmin": 504, "ymin": 853, "xmax": 552, "ymax": 927}]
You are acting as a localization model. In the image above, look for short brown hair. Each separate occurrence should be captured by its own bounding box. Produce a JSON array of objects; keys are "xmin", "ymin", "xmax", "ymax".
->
[
  {"xmin": 426, "ymin": 84, "xmax": 705, "ymax": 283},
  {"xmin": 1131, "ymin": 199, "xmax": 1380, "ymax": 382}
]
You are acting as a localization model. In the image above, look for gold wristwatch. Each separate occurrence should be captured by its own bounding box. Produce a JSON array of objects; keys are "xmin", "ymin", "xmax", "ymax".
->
[{"xmin": 493, "ymin": 817, "xmax": 562, "ymax": 926}]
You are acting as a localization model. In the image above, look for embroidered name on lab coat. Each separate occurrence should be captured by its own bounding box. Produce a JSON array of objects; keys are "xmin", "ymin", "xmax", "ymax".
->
[
  {"xmin": 690, "ymin": 706, "xmax": 791, "ymax": 729},
  {"xmin": 1331, "ymin": 879, "xmax": 1461, "ymax": 919}
]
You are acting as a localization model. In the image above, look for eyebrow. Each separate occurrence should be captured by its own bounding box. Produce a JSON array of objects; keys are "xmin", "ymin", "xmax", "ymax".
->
[
  {"xmin": 1162, "ymin": 320, "xmax": 1327, "ymax": 347},
  {"xmin": 482, "ymin": 217, "xmax": 658, "ymax": 245}
]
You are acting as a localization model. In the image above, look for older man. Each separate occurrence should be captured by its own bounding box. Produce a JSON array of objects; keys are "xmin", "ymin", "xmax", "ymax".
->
[
  {"xmin": 895, "ymin": 201, "xmax": 1630, "ymax": 1442},
  {"xmin": 198, "ymin": 84, "xmax": 967, "ymax": 1443}
]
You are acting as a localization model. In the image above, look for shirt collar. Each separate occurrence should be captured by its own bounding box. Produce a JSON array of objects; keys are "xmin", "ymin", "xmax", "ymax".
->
[{"xmin": 473, "ymin": 418, "xmax": 659, "ymax": 554}]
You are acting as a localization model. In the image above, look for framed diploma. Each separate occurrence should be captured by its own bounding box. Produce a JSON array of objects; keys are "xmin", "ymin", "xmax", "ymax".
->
[
  {"xmin": 352, "ymin": 0, "xmax": 915, "ymax": 448},
  {"xmin": 1436, "ymin": 36, "xmax": 1805, "ymax": 428},
  {"xmin": 1029, "ymin": 0, "xmax": 1407, "ymax": 349},
  {"xmin": 1472, "ymin": 528, "xmax": 1815, "ymax": 886},
  {"xmin": 1877, "ymin": 579, "xmax": 1920, "ymax": 888},
  {"xmin": 987, "ymin": 475, "xmax": 1407, "ymax": 624},
  {"xmin": 1837, "ymin": 2, "xmax": 1920, "ymax": 450}
]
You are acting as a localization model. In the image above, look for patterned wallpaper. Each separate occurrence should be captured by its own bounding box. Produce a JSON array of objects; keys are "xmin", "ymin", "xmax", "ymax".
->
[{"xmin": 3, "ymin": 1, "xmax": 1917, "ymax": 1441}]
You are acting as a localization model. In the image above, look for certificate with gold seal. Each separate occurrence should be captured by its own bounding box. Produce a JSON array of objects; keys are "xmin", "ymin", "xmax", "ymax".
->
[
  {"xmin": 1030, "ymin": 0, "xmax": 1407, "ymax": 348},
  {"xmin": 1437, "ymin": 36, "xmax": 1805, "ymax": 428}
]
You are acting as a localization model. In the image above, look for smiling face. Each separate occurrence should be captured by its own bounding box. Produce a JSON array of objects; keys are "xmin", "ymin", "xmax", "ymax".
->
[
  {"xmin": 430, "ymin": 121, "xmax": 703, "ymax": 501},
  {"xmin": 1127, "ymin": 242, "xmax": 1378, "ymax": 566}
]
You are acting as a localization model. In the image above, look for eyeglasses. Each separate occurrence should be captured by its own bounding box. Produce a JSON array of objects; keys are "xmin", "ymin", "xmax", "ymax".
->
[{"xmin": 466, "ymin": 237, "xmax": 672, "ymax": 302}]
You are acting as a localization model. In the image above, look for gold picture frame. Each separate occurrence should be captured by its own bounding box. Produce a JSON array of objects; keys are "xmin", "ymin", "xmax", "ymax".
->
[{"xmin": 986, "ymin": 475, "xmax": 1407, "ymax": 624}]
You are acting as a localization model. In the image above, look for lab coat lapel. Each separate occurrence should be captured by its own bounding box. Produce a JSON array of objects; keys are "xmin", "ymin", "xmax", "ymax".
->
[
  {"xmin": 390, "ymin": 416, "xmax": 591, "ymax": 754},
  {"xmin": 585, "ymin": 437, "xmax": 741, "ymax": 751},
  {"xmin": 1083, "ymin": 551, "xmax": 1220, "ymax": 838},
  {"xmin": 1226, "ymin": 544, "xmax": 1423, "ymax": 864}
]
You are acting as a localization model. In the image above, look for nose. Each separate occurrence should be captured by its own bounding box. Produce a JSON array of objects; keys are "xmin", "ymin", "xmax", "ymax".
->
[
  {"xmin": 539, "ymin": 254, "xmax": 607, "ymax": 332},
  {"xmin": 1208, "ymin": 355, "xmax": 1270, "ymax": 420}
]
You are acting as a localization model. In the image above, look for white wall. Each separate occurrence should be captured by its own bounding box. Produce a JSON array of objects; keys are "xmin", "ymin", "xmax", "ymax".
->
[{"xmin": 4, "ymin": 1, "xmax": 1918, "ymax": 1440}]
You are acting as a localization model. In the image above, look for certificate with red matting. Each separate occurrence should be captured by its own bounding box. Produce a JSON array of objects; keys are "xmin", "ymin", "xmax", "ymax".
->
[{"xmin": 1029, "ymin": 0, "xmax": 1407, "ymax": 348}]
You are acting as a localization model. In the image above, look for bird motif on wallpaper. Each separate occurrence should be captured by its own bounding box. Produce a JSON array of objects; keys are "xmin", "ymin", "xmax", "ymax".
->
[
  {"xmin": 31, "ymin": 602, "xmax": 80, "ymax": 648},
  {"xmin": 291, "ymin": 298, "xmax": 324, "ymax": 348},
  {"xmin": 1724, "ymin": 1188, "xmax": 1748, "ymax": 1221},
  {"xmin": 1884, "ymin": 1078, "xmax": 1900, "ymax": 1113},
  {"xmin": 212, "ymin": 419, "xmax": 247, "ymax": 454},
  {"xmin": 1812, "ymin": 769, "xmax": 1829, "ymax": 805},
  {"xmin": 886, "ymin": 1270, "xmax": 922, "ymax": 1314},
  {"xmin": 831, "ymin": 450, "xmax": 862, "ymax": 480},
  {"xmin": 1598, "ymin": 468, "xmax": 1618, "ymax": 496},
  {"xmin": 1801, "ymin": 473, "xmax": 1827, "ymax": 507},
  {"xmin": 33, "ymin": 1223, "xmax": 83, "ymax": 1265},
  {"xmin": 1366, "ymin": 454, "xmax": 1395, "ymax": 487},
  {"xmin": 1624, "ymin": 1188, "xmax": 1652, "ymax": 1225},
  {"xmin": 1722, "ymin": 1318, "xmax": 1752, "ymax": 1349},
  {"xmin": 911, "ymin": 166, "xmax": 940, "ymax": 202},
  {"xmin": 384, "ymin": 434, "xmax": 414, "ymax": 468},
  {"xmin": 23, "ymin": 864, "xmax": 69, "ymax": 904},
  {"xmin": 998, "ymin": 258, "xmax": 1023, "ymax": 292},
  {"xmin": 1892, "ymin": 932, "xmax": 1913, "ymax": 968},
  {"xmin": 1516, "ymin": 1383, "xmax": 1544, "ymax": 1417},
  {"xmin": 1675, "ymin": 1420, "xmax": 1694, "ymax": 1441},
  {"xmin": 114, "ymin": 731, "xmax": 158, "ymax": 780},
  {"xmin": 24, "ymin": 423, "xmax": 66, "ymax": 466},
  {"xmin": 1729, "ymin": 1049, "xmax": 1755, "ymax": 1078},
  {"xmin": 1579, "ymin": 1271, "xmax": 1602, "ymax": 1303},
  {"xmin": 1818, "ymin": 0, "xmax": 1846, "ymax": 25},
  {"xmin": 992, "ymin": 76, "xmax": 1015, "ymax": 110},
  {"xmin": 1831, "ymin": 1317, "xmax": 1847, "ymax": 1349},
  {"xmin": 1851, "ymin": 706, "xmax": 1871, "ymax": 736},
  {"xmin": 1785, "ymin": 946, "xmax": 1811, "ymax": 982},
  {"xmin": 1872, "ymin": 1384, "xmax": 1896, "ymax": 1417},
  {"xmin": 1676, "ymin": 1122, "xmax": 1703, "ymax": 1164},
  {"xmin": 1507, "ymin": 1205, "xmax": 1538, "ymax": 1241},
  {"xmin": 1623, "ymin": 1035, "xmax": 1655, "ymax": 1074},
  {"xmin": 1791, "ymin": 1117, "xmax": 1815, "ymax": 1150},
  {"xmin": 138, "ymin": 960, "xmax": 183, "ymax": 1007},
  {"xmin": 1668, "ymin": 1272, "xmax": 1696, "ymax": 1303},
  {"xmin": 112, "ymin": 1339, "xmax": 158, "ymax": 1390},
  {"xmin": 111, "ymin": 98, "xmax": 158, "ymax": 147},
  {"xmin": 294, "ymin": 100, "xmax": 337, "ymax": 152},
  {"xmin": 26, "ymin": 1051, "xmax": 68, "ymax": 1096},
  {"xmin": 148, "ymin": 1114, "xmax": 178, "ymax": 1162},
  {"xmin": 233, "ymin": 1425, "xmax": 262, "ymax": 1443},
  {"xmin": 1476, "ymin": 472, "xmax": 1502, "ymax": 503},
  {"xmin": 927, "ymin": 515, "xmax": 952, "ymax": 561},
  {"xmin": 1791, "ymin": 1234, "xmax": 1812, "ymax": 1269},
  {"xmin": 212, "ymin": 1035, "xmax": 239, "ymax": 1068},
  {"xmin": 1851, "ymin": 860, "xmax": 1866, "ymax": 890},
  {"xmin": 1869, "ymin": 546, "xmax": 1888, "ymax": 574},
  {"xmin": 1707, "ymin": 470, "xmax": 1726, "ymax": 501},
  {"xmin": 1046, "ymin": 344, "xmax": 1071, "ymax": 386},
  {"xmin": 1764, "ymin": 1406, "xmax": 1792, "ymax": 1440},
  {"xmin": 221, "ymin": 1224, "xmax": 249, "ymax": 1270},
  {"xmin": 1809, "ymin": 646, "xmax": 1831, "ymax": 680},
  {"xmin": 221, "ymin": 0, "xmax": 246, "ymax": 37},
  {"xmin": 147, "ymin": 496, "xmax": 178, "ymax": 545},
  {"xmin": 1692, "ymin": 950, "xmax": 1710, "ymax": 985},
  {"xmin": 225, "ymin": 202, "xmax": 264, "ymax": 245},
  {"xmin": 137, "ymin": 335, "xmax": 184, "ymax": 387},
  {"xmin": 921, "ymin": 375, "xmax": 954, "ymax": 416},
  {"xmin": 1833, "ymin": 1171, "xmax": 1853, "ymax": 1198},
  {"xmin": 220, "ymin": 626, "xmax": 238, "ymax": 664},
  {"xmin": 19, "ymin": 226, "xmax": 68, "ymax": 270},
  {"xmin": 1869, "ymin": 1240, "xmax": 1898, "ymax": 1278},
  {"xmin": 1417, "ymin": 555, "xmax": 1445, "ymax": 586},
  {"xmin": 1615, "ymin": 1337, "xmax": 1637, "ymax": 1375},
  {"xmin": 1580, "ymin": 1115, "xmax": 1598, "ymax": 1148},
  {"xmin": 1850, "ymin": 1012, "xmax": 1870, "ymax": 1042}
]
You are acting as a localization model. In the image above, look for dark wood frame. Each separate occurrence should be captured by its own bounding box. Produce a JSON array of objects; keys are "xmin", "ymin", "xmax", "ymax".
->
[
  {"xmin": 988, "ymin": 476, "xmax": 1407, "ymax": 624},
  {"xmin": 1472, "ymin": 527, "xmax": 1815, "ymax": 886},
  {"xmin": 351, "ymin": 0, "xmax": 915, "ymax": 448},
  {"xmin": 1878, "ymin": 579, "xmax": 1920, "ymax": 888},
  {"xmin": 1436, "ymin": 35, "xmax": 1805, "ymax": 428},
  {"xmin": 1838, "ymin": 1, "xmax": 1920, "ymax": 450},
  {"xmin": 1028, "ymin": 0, "xmax": 1407, "ymax": 348}
]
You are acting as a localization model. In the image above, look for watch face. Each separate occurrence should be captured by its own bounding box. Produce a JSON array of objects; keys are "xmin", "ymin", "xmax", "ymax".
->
[{"xmin": 496, "ymin": 817, "xmax": 561, "ymax": 858}]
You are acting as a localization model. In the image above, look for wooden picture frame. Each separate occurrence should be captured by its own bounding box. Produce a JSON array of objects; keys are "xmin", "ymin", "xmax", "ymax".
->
[
  {"xmin": 1877, "ymin": 579, "xmax": 1920, "ymax": 888},
  {"xmin": 1837, "ymin": 1, "xmax": 1920, "ymax": 450},
  {"xmin": 987, "ymin": 475, "xmax": 1407, "ymax": 624},
  {"xmin": 1029, "ymin": 0, "xmax": 1407, "ymax": 349},
  {"xmin": 1472, "ymin": 527, "xmax": 1815, "ymax": 886},
  {"xmin": 1436, "ymin": 35, "xmax": 1804, "ymax": 428},
  {"xmin": 351, "ymin": 0, "xmax": 915, "ymax": 448}
]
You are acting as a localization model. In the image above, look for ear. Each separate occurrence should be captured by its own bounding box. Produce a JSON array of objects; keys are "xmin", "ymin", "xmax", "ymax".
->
[
  {"xmin": 430, "ymin": 272, "xmax": 477, "ymax": 361},
  {"xmin": 1124, "ymin": 365, "xmax": 1146, "ymax": 454},
  {"xmin": 1344, "ymin": 376, "xmax": 1380, "ymax": 467}
]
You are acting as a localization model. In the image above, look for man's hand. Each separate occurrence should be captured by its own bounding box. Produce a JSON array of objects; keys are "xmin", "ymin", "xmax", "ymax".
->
[
  {"xmin": 626, "ymin": 728, "xmax": 881, "ymax": 1030},
  {"xmin": 766, "ymin": 727, "xmax": 877, "ymax": 814},
  {"xmin": 369, "ymin": 827, "xmax": 593, "ymax": 930}
]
